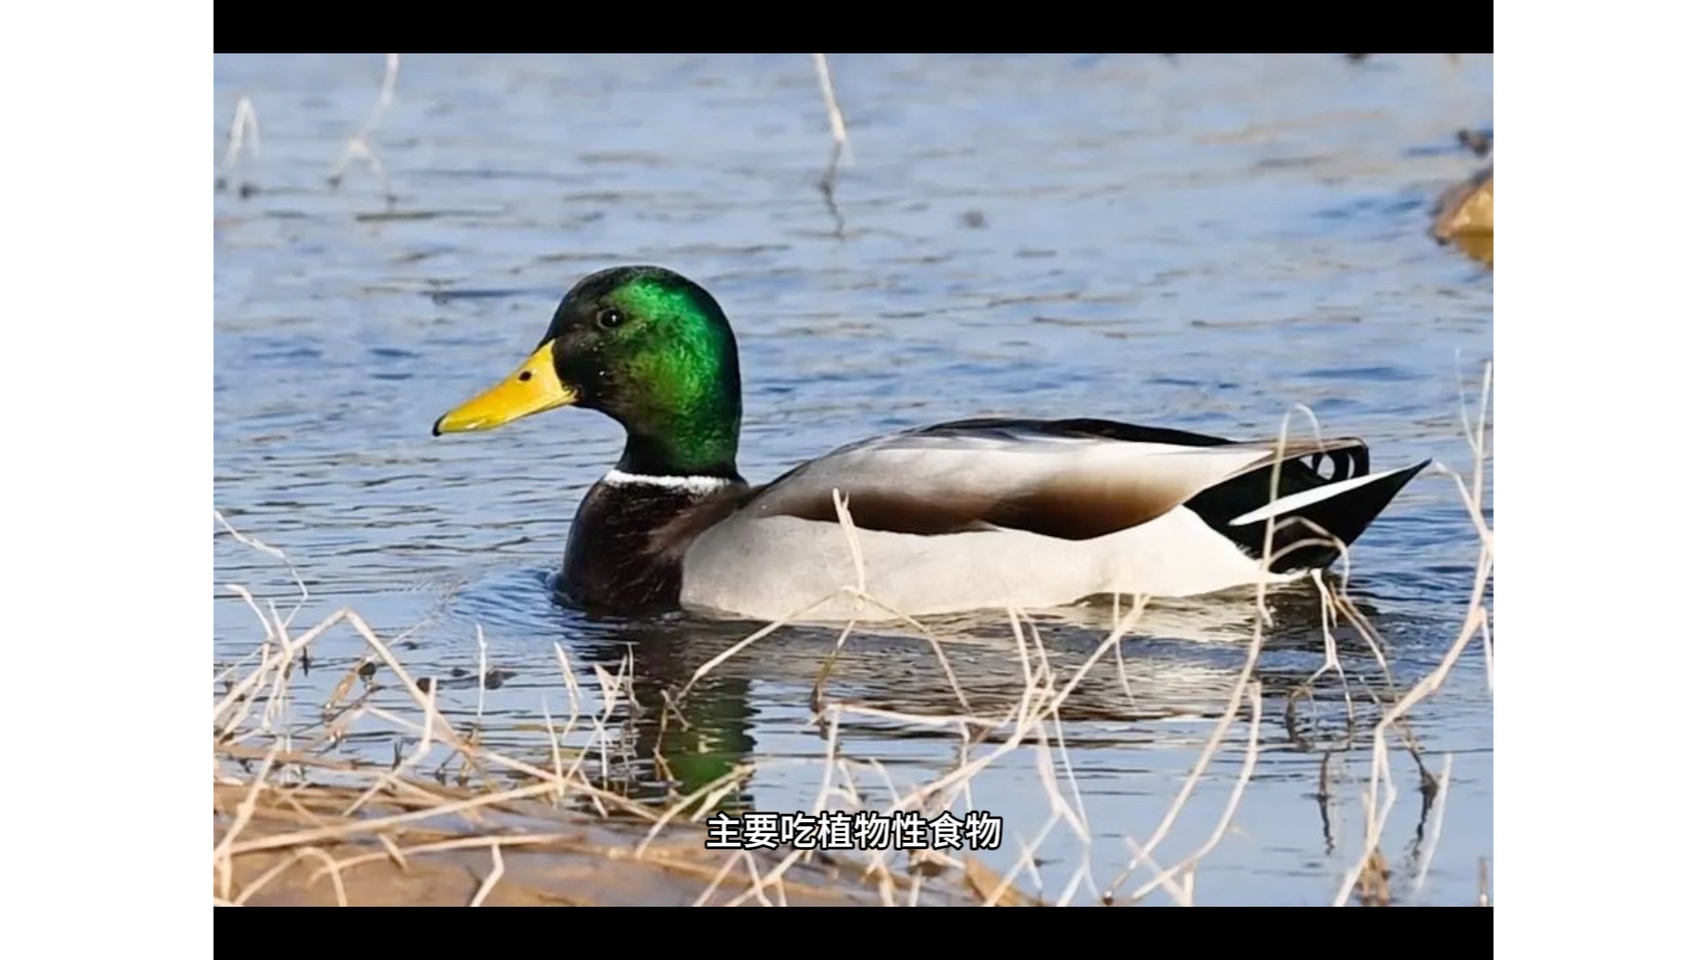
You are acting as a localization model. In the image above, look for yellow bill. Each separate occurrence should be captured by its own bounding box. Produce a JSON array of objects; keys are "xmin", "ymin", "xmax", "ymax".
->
[{"xmin": 433, "ymin": 341, "xmax": 577, "ymax": 435}]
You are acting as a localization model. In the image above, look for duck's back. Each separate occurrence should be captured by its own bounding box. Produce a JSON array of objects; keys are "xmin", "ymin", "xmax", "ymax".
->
[{"xmin": 674, "ymin": 417, "xmax": 1420, "ymax": 623}]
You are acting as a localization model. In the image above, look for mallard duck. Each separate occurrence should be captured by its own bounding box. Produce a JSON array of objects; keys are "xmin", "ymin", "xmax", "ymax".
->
[{"xmin": 433, "ymin": 266, "xmax": 1429, "ymax": 623}]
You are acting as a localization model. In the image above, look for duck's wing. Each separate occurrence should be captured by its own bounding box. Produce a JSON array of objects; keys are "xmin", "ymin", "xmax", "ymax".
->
[{"xmin": 734, "ymin": 417, "xmax": 1376, "ymax": 541}]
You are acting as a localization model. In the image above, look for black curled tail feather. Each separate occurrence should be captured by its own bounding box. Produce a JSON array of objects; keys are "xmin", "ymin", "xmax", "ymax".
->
[{"xmin": 1185, "ymin": 454, "xmax": 1428, "ymax": 573}]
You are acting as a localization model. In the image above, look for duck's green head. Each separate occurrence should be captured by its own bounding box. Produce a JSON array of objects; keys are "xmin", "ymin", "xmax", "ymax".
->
[{"xmin": 433, "ymin": 265, "xmax": 743, "ymax": 478}]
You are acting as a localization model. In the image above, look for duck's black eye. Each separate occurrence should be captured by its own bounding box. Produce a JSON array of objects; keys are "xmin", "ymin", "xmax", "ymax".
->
[{"xmin": 597, "ymin": 307, "xmax": 625, "ymax": 330}]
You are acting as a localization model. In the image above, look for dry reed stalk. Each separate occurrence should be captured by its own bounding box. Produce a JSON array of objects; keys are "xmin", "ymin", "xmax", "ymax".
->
[
  {"xmin": 356, "ymin": 698, "xmax": 659, "ymax": 822},
  {"xmin": 703, "ymin": 620, "xmax": 1107, "ymax": 909},
  {"xmin": 833, "ymin": 703, "xmax": 1005, "ymax": 731},
  {"xmin": 234, "ymin": 847, "xmax": 325, "ymax": 905},
  {"xmin": 335, "ymin": 610, "xmax": 605, "ymax": 800},
  {"xmin": 1002, "ymin": 614, "xmax": 1098, "ymax": 896},
  {"xmin": 1109, "ymin": 592, "xmax": 1142, "ymax": 707},
  {"xmin": 227, "ymin": 631, "xmax": 634, "ymax": 818},
  {"xmin": 708, "ymin": 598, "xmax": 1156, "ymax": 908},
  {"xmin": 813, "ymin": 54, "xmax": 851, "ymax": 163},
  {"xmin": 682, "ymin": 489, "xmax": 972, "ymax": 719},
  {"xmin": 220, "ymin": 95, "xmax": 260, "ymax": 169},
  {"xmin": 218, "ymin": 743, "xmax": 362, "ymax": 774},
  {"xmin": 312, "ymin": 833, "xmax": 571, "ymax": 880},
  {"xmin": 1410, "ymin": 753, "xmax": 1454, "ymax": 899},
  {"xmin": 329, "ymin": 53, "xmax": 400, "ymax": 202},
  {"xmin": 217, "ymin": 95, "xmax": 260, "ymax": 194},
  {"xmin": 214, "ymin": 508, "xmax": 308, "ymax": 625},
  {"xmin": 475, "ymin": 625, "xmax": 489, "ymax": 732},
  {"xmin": 1127, "ymin": 681, "xmax": 1264, "ymax": 905},
  {"xmin": 215, "ymin": 520, "xmax": 662, "ymax": 903},
  {"xmin": 812, "ymin": 53, "xmax": 851, "ymax": 235},
  {"xmin": 1102, "ymin": 399, "xmax": 1399, "ymax": 903},
  {"xmin": 214, "ymin": 606, "xmax": 355, "ymax": 739},
  {"xmin": 813, "ymin": 703, "xmax": 845, "ymax": 815},
  {"xmin": 215, "ymin": 517, "xmax": 657, "ymax": 839},
  {"xmin": 541, "ymin": 700, "xmax": 565, "ymax": 800},
  {"xmin": 214, "ymin": 743, "xmax": 282, "ymax": 900},
  {"xmin": 469, "ymin": 844, "xmax": 505, "ymax": 906},
  {"xmin": 551, "ymin": 642, "xmax": 586, "ymax": 743},
  {"xmin": 888, "ymin": 601, "xmax": 1149, "ymax": 819},
  {"xmin": 634, "ymin": 761, "xmax": 757, "ymax": 857},
  {"xmin": 225, "ymin": 780, "xmax": 569, "ymax": 858},
  {"xmin": 1328, "ymin": 362, "xmax": 1491, "ymax": 906},
  {"xmin": 810, "ymin": 490, "xmax": 869, "ymax": 710},
  {"xmin": 691, "ymin": 850, "xmax": 746, "ymax": 907},
  {"xmin": 1104, "ymin": 612, "xmax": 1264, "ymax": 901}
]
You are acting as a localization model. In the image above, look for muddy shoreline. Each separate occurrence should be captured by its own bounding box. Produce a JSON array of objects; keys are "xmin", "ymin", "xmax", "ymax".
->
[{"xmin": 214, "ymin": 780, "xmax": 1030, "ymax": 907}]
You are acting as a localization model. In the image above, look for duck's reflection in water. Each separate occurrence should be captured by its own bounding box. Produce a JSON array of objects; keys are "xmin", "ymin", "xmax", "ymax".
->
[{"xmin": 565, "ymin": 578, "xmax": 1399, "ymax": 812}]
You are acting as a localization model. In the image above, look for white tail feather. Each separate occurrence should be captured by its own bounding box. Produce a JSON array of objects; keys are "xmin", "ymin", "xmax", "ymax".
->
[{"xmin": 1228, "ymin": 464, "xmax": 1415, "ymax": 527}]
